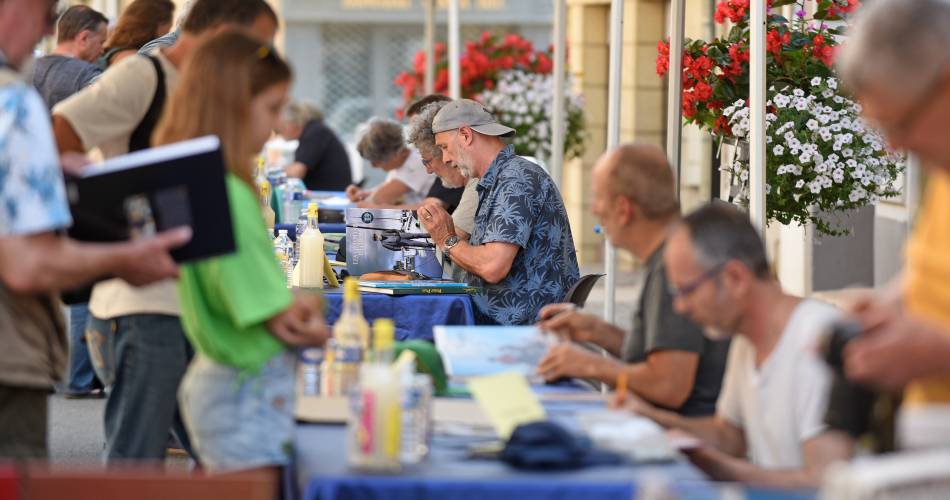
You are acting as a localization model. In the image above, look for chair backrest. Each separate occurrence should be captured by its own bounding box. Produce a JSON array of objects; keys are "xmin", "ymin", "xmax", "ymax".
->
[
  {"xmin": 22, "ymin": 467, "xmax": 276, "ymax": 500},
  {"xmin": 562, "ymin": 274, "xmax": 605, "ymax": 308}
]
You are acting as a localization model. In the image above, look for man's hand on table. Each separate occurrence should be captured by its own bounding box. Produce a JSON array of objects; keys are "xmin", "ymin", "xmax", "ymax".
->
[
  {"xmin": 536, "ymin": 342, "xmax": 621, "ymax": 383},
  {"xmin": 418, "ymin": 200, "xmax": 456, "ymax": 248},
  {"xmin": 346, "ymin": 184, "xmax": 369, "ymax": 203},
  {"xmin": 267, "ymin": 291, "xmax": 330, "ymax": 348},
  {"xmin": 538, "ymin": 303, "xmax": 605, "ymax": 344}
]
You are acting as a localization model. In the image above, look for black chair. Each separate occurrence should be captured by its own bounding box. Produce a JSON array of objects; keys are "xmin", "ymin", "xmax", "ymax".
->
[{"xmin": 562, "ymin": 273, "xmax": 605, "ymax": 308}]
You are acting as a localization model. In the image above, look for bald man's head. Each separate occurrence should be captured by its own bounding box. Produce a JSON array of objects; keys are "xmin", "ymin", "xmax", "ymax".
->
[{"xmin": 597, "ymin": 143, "xmax": 679, "ymax": 220}]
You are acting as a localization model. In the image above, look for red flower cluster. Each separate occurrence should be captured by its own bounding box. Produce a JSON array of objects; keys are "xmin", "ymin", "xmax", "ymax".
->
[
  {"xmin": 722, "ymin": 44, "xmax": 749, "ymax": 81},
  {"xmin": 395, "ymin": 31, "xmax": 556, "ymax": 111},
  {"xmin": 656, "ymin": 40, "xmax": 670, "ymax": 76},
  {"xmin": 826, "ymin": 0, "xmax": 860, "ymax": 18},
  {"xmin": 714, "ymin": 0, "xmax": 773, "ymax": 24},
  {"xmin": 811, "ymin": 34, "xmax": 835, "ymax": 66},
  {"xmin": 766, "ymin": 29, "xmax": 790, "ymax": 60}
]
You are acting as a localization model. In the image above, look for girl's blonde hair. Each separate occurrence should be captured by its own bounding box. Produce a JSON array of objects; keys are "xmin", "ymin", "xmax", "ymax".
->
[{"xmin": 153, "ymin": 30, "xmax": 292, "ymax": 185}]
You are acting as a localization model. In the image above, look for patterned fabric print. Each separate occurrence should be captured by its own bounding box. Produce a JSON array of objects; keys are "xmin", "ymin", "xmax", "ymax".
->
[
  {"xmin": 0, "ymin": 82, "xmax": 71, "ymax": 236},
  {"xmin": 466, "ymin": 146, "xmax": 579, "ymax": 325}
]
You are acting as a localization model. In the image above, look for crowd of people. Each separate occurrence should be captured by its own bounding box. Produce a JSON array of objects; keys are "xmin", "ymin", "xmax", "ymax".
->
[{"xmin": 0, "ymin": 0, "xmax": 950, "ymax": 495}]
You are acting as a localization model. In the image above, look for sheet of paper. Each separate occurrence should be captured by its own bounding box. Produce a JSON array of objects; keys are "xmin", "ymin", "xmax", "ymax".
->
[{"xmin": 467, "ymin": 372, "xmax": 546, "ymax": 439}]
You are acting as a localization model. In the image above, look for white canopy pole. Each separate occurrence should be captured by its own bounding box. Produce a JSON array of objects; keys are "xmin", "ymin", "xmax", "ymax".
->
[
  {"xmin": 424, "ymin": 0, "xmax": 436, "ymax": 95},
  {"xmin": 604, "ymin": 0, "xmax": 624, "ymax": 324},
  {"xmin": 448, "ymin": 0, "xmax": 461, "ymax": 99},
  {"xmin": 749, "ymin": 0, "xmax": 767, "ymax": 232},
  {"xmin": 549, "ymin": 0, "xmax": 567, "ymax": 187},
  {"xmin": 666, "ymin": 0, "xmax": 685, "ymax": 191}
]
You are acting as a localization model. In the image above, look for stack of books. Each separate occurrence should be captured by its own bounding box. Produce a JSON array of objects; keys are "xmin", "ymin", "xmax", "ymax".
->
[{"xmin": 357, "ymin": 280, "xmax": 480, "ymax": 296}]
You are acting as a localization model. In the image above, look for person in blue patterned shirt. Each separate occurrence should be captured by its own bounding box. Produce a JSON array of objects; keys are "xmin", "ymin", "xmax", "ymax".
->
[
  {"xmin": 0, "ymin": 0, "xmax": 188, "ymax": 458},
  {"xmin": 418, "ymin": 99, "xmax": 579, "ymax": 325}
]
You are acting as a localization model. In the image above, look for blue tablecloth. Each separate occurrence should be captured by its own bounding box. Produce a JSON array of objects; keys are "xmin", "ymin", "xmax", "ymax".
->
[{"xmin": 323, "ymin": 290, "xmax": 475, "ymax": 342}]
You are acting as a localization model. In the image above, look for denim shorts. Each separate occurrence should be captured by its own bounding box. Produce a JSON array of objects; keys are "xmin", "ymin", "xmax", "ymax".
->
[{"xmin": 178, "ymin": 351, "xmax": 297, "ymax": 471}]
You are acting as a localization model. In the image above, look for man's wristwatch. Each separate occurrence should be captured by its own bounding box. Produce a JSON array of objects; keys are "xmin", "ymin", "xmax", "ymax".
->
[{"xmin": 443, "ymin": 234, "xmax": 461, "ymax": 254}]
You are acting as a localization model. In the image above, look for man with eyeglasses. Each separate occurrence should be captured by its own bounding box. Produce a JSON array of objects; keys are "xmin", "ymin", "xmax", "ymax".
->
[
  {"xmin": 621, "ymin": 203, "xmax": 853, "ymax": 488},
  {"xmin": 535, "ymin": 144, "xmax": 730, "ymax": 416},
  {"xmin": 419, "ymin": 99, "xmax": 579, "ymax": 325},
  {"xmin": 833, "ymin": 0, "xmax": 950, "ymax": 451},
  {"xmin": 0, "ymin": 0, "xmax": 188, "ymax": 458}
]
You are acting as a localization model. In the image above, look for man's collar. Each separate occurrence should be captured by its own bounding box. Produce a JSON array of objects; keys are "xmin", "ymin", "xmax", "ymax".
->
[{"xmin": 477, "ymin": 145, "xmax": 515, "ymax": 191}]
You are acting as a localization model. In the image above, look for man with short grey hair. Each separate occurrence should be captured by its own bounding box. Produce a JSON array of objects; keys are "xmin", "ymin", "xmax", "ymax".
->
[
  {"xmin": 835, "ymin": 0, "xmax": 950, "ymax": 450},
  {"xmin": 621, "ymin": 203, "xmax": 852, "ymax": 488},
  {"xmin": 418, "ymin": 99, "xmax": 579, "ymax": 325}
]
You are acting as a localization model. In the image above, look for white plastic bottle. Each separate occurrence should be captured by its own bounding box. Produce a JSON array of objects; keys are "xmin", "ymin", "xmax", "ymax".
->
[{"xmin": 297, "ymin": 202, "xmax": 325, "ymax": 288}]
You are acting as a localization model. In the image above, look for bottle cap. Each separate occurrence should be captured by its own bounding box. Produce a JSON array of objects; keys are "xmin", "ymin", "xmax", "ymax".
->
[
  {"xmin": 308, "ymin": 201, "xmax": 319, "ymax": 219},
  {"xmin": 373, "ymin": 318, "xmax": 395, "ymax": 351},
  {"xmin": 261, "ymin": 179, "xmax": 271, "ymax": 198},
  {"xmin": 343, "ymin": 277, "xmax": 359, "ymax": 301}
]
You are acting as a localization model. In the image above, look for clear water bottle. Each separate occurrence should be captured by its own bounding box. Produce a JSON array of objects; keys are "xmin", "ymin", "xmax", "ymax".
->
[
  {"xmin": 273, "ymin": 229, "xmax": 295, "ymax": 287},
  {"xmin": 282, "ymin": 179, "xmax": 306, "ymax": 225},
  {"xmin": 295, "ymin": 207, "xmax": 309, "ymax": 258},
  {"xmin": 400, "ymin": 373, "xmax": 433, "ymax": 464},
  {"xmin": 299, "ymin": 348, "xmax": 324, "ymax": 396}
]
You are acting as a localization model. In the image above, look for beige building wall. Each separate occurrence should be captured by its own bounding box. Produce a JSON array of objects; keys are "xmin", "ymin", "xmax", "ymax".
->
[{"xmin": 563, "ymin": 0, "xmax": 712, "ymax": 266}]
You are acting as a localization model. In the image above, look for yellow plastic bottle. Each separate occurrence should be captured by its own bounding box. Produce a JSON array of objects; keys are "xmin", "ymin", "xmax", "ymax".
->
[
  {"xmin": 260, "ymin": 180, "xmax": 275, "ymax": 232},
  {"xmin": 333, "ymin": 278, "xmax": 370, "ymax": 398},
  {"xmin": 298, "ymin": 202, "xmax": 325, "ymax": 288},
  {"xmin": 347, "ymin": 319, "xmax": 401, "ymax": 472}
]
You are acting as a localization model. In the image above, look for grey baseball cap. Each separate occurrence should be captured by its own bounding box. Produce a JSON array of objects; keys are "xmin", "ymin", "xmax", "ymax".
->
[{"xmin": 431, "ymin": 99, "xmax": 516, "ymax": 137}]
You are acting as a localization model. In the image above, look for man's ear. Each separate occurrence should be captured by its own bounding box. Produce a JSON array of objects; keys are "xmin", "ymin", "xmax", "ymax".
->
[
  {"xmin": 458, "ymin": 126, "xmax": 475, "ymax": 147},
  {"xmin": 615, "ymin": 196, "xmax": 635, "ymax": 227}
]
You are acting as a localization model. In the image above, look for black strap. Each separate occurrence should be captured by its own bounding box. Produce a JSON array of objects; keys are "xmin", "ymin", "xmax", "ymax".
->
[{"xmin": 128, "ymin": 55, "xmax": 166, "ymax": 152}]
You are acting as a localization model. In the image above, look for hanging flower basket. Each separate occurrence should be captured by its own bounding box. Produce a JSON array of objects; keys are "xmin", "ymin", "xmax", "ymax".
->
[{"xmin": 657, "ymin": 0, "xmax": 903, "ymax": 235}]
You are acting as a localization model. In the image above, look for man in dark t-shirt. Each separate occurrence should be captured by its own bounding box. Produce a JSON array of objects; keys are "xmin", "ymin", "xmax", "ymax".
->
[
  {"xmin": 293, "ymin": 119, "xmax": 352, "ymax": 191},
  {"xmin": 31, "ymin": 5, "xmax": 107, "ymax": 111},
  {"xmin": 537, "ymin": 144, "xmax": 729, "ymax": 416},
  {"xmin": 279, "ymin": 101, "xmax": 352, "ymax": 191}
]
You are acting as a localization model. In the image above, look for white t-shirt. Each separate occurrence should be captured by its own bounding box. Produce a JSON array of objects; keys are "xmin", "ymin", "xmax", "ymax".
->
[
  {"xmin": 383, "ymin": 149, "xmax": 435, "ymax": 206},
  {"xmin": 716, "ymin": 299, "xmax": 840, "ymax": 469},
  {"xmin": 55, "ymin": 52, "xmax": 181, "ymax": 319}
]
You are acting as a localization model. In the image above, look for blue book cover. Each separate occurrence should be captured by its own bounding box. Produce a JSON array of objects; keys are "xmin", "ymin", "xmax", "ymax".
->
[
  {"xmin": 433, "ymin": 326, "xmax": 558, "ymax": 381},
  {"xmin": 359, "ymin": 280, "xmax": 471, "ymax": 289}
]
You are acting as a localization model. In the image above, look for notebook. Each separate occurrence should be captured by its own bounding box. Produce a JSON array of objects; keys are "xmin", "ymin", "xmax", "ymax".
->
[{"xmin": 65, "ymin": 135, "xmax": 235, "ymax": 263}]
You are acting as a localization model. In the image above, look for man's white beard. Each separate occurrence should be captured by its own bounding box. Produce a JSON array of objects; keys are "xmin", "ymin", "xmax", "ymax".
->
[{"xmin": 457, "ymin": 148, "xmax": 475, "ymax": 179}]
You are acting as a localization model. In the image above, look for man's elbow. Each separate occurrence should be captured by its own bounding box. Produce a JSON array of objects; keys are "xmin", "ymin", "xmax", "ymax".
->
[
  {"xmin": 479, "ymin": 262, "xmax": 512, "ymax": 284},
  {"xmin": 650, "ymin": 378, "xmax": 693, "ymax": 409}
]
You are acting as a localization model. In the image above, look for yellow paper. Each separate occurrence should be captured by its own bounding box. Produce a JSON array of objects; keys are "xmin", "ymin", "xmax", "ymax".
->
[{"xmin": 467, "ymin": 372, "xmax": 546, "ymax": 439}]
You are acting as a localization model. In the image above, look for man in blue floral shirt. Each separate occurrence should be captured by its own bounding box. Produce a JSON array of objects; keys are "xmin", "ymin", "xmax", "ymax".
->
[
  {"xmin": 419, "ymin": 99, "xmax": 579, "ymax": 325},
  {"xmin": 0, "ymin": 0, "xmax": 188, "ymax": 458}
]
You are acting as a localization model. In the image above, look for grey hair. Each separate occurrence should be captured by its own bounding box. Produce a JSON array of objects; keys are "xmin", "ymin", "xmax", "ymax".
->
[
  {"xmin": 679, "ymin": 202, "xmax": 771, "ymax": 280},
  {"xmin": 406, "ymin": 101, "xmax": 449, "ymax": 159},
  {"xmin": 838, "ymin": 0, "xmax": 950, "ymax": 98},
  {"xmin": 284, "ymin": 100, "xmax": 324, "ymax": 127},
  {"xmin": 355, "ymin": 118, "xmax": 406, "ymax": 164}
]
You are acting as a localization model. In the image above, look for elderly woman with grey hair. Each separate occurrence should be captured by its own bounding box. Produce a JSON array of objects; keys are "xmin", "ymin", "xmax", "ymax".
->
[
  {"xmin": 278, "ymin": 100, "xmax": 352, "ymax": 191},
  {"xmin": 347, "ymin": 117, "xmax": 436, "ymax": 208},
  {"xmin": 406, "ymin": 101, "xmax": 478, "ymax": 238}
]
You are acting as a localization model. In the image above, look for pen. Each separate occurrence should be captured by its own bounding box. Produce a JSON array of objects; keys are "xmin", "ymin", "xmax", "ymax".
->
[{"xmin": 615, "ymin": 371, "xmax": 628, "ymax": 407}]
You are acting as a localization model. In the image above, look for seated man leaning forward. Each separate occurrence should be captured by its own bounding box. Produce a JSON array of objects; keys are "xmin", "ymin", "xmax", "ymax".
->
[
  {"xmin": 537, "ymin": 144, "xmax": 730, "ymax": 416},
  {"xmin": 418, "ymin": 99, "xmax": 580, "ymax": 325},
  {"xmin": 623, "ymin": 203, "xmax": 853, "ymax": 488}
]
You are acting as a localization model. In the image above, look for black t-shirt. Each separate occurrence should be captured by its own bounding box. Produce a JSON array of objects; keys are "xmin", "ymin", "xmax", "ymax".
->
[
  {"xmin": 295, "ymin": 120, "xmax": 352, "ymax": 191},
  {"xmin": 623, "ymin": 242, "xmax": 731, "ymax": 416},
  {"xmin": 425, "ymin": 178, "xmax": 465, "ymax": 213}
]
